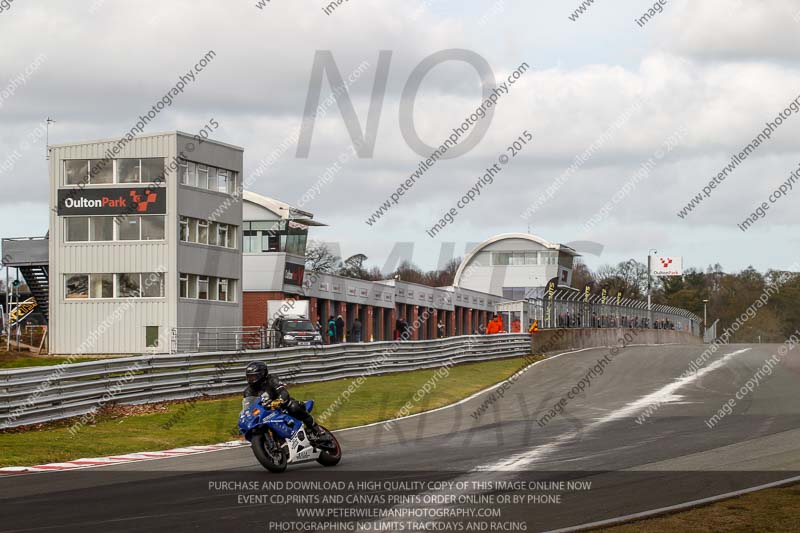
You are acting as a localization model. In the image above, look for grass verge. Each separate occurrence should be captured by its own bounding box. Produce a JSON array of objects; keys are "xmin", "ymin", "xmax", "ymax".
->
[
  {"xmin": 0, "ymin": 353, "xmax": 100, "ymax": 369},
  {"xmin": 595, "ymin": 483, "xmax": 800, "ymax": 532},
  {"xmin": 0, "ymin": 355, "xmax": 541, "ymax": 467}
]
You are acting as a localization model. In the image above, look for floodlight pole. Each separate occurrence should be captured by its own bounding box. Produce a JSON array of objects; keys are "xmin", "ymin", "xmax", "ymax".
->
[
  {"xmin": 13, "ymin": 270, "xmax": 19, "ymax": 351},
  {"xmin": 5, "ymin": 265, "xmax": 9, "ymax": 352},
  {"xmin": 647, "ymin": 249, "xmax": 657, "ymax": 327},
  {"xmin": 45, "ymin": 118, "xmax": 56, "ymax": 160}
]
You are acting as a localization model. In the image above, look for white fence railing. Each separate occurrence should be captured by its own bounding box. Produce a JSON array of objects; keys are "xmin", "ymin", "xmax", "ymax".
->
[{"xmin": 0, "ymin": 334, "xmax": 531, "ymax": 429}]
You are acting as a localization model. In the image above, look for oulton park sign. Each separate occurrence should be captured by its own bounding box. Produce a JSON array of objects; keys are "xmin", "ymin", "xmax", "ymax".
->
[{"xmin": 57, "ymin": 187, "xmax": 166, "ymax": 216}]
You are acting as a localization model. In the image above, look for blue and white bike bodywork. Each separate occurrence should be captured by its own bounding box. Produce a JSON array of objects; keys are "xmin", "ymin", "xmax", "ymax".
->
[{"xmin": 238, "ymin": 397, "xmax": 341, "ymax": 473}]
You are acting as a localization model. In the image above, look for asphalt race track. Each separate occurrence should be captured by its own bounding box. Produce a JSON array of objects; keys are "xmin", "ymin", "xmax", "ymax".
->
[{"xmin": 1, "ymin": 343, "xmax": 799, "ymax": 532}]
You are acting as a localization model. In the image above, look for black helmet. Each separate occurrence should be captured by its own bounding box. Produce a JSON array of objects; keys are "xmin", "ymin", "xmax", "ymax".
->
[{"xmin": 245, "ymin": 361, "xmax": 268, "ymax": 386}]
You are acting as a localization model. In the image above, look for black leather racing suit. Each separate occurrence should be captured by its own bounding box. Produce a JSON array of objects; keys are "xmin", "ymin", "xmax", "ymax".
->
[{"xmin": 243, "ymin": 374, "xmax": 316, "ymax": 431}]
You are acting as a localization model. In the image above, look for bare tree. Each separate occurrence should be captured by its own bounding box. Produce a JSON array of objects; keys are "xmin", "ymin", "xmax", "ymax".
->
[
  {"xmin": 305, "ymin": 241, "xmax": 341, "ymax": 273},
  {"xmin": 339, "ymin": 253, "xmax": 369, "ymax": 279},
  {"xmin": 571, "ymin": 259, "xmax": 595, "ymax": 289},
  {"xmin": 596, "ymin": 259, "xmax": 648, "ymax": 298}
]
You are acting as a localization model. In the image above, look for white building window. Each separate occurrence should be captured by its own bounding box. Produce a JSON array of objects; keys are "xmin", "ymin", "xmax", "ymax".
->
[
  {"xmin": 179, "ymin": 216, "xmax": 189, "ymax": 241},
  {"xmin": 178, "ymin": 160, "xmax": 237, "ymax": 195},
  {"xmin": 178, "ymin": 274, "xmax": 237, "ymax": 302},
  {"xmin": 117, "ymin": 273, "xmax": 141, "ymax": 297},
  {"xmin": 197, "ymin": 165, "xmax": 209, "ymax": 189},
  {"xmin": 65, "ymin": 160, "xmax": 89, "ymax": 185},
  {"xmin": 141, "ymin": 158, "xmax": 164, "ymax": 183},
  {"xmin": 118, "ymin": 217, "xmax": 141, "ymax": 241},
  {"xmin": 188, "ymin": 274, "xmax": 198, "ymax": 298},
  {"xmin": 208, "ymin": 222, "xmax": 218, "ymax": 246},
  {"xmin": 66, "ymin": 273, "xmax": 164, "ymax": 300},
  {"xmin": 142, "ymin": 272, "xmax": 165, "ymax": 298},
  {"xmin": 65, "ymin": 217, "xmax": 89, "ymax": 242},
  {"xmin": 208, "ymin": 276, "xmax": 219, "ymax": 300},
  {"xmin": 217, "ymin": 278, "xmax": 228, "ymax": 301},
  {"xmin": 89, "ymin": 159, "xmax": 113, "ymax": 184},
  {"xmin": 179, "ymin": 160, "xmax": 189, "ymax": 184},
  {"xmin": 184, "ymin": 218, "xmax": 239, "ymax": 250},
  {"xmin": 141, "ymin": 216, "xmax": 165, "ymax": 240},
  {"xmin": 187, "ymin": 162, "xmax": 197, "ymax": 187},
  {"xmin": 217, "ymin": 224, "xmax": 229, "ymax": 248},
  {"xmin": 198, "ymin": 220, "xmax": 209, "ymax": 244},
  {"xmin": 179, "ymin": 274, "xmax": 188, "ymax": 298},
  {"xmin": 90, "ymin": 217, "xmax": 114, "ymax": 241},
  {"xmin": 217, "ymin": 170, "xmax": 229, "ymax": 194},
  {"xmin": 65, "ymin": 274, "xmax": 88, "ymax": 299},
  {"xmin": 198, "ymin": 276, "xmax": 209, "ymax": 300},
  {"xmin": 67, "ymin": 216, "xmax": 165, "ymax": 242},
  {"xmin": 188, "ymin": 218, "xmax": 197, "ymax": 242},
  {"xmin": 89, "ymin": 274, "xmax": 113, "ymax": 298},
  {"xmin": 117, "ymin": 159, "xmax": 141, "ymax": 183}
]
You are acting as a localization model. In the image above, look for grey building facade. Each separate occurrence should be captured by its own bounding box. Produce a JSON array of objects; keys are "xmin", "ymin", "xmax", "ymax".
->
[{"xmin": 48, "ymin": 132, "xmax": 243, "ymax": 354}]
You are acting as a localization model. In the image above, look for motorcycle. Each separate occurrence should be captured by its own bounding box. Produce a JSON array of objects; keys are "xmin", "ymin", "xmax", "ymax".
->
[{"xmin": 238, "ymin": 396, "xmax": 342, "ymax": 473}]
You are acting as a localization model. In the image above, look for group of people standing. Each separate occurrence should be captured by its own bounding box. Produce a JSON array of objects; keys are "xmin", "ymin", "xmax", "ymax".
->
[
  {"xmin": 394, "ymin": 318, "xmax": 448, "ymax": 341},
  {"xmin": 316, "ymin": 315, "xmax": 363, "ymax": 344},
  {"xmin": 315, "ymin": 313, "xmax": 514, "ymax": 344}
]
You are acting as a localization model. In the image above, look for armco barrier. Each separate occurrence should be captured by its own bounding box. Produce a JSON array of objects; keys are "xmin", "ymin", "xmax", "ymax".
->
[
  {"xmin": 0, "ymin": 334, "xmax": 531, "ymax": 429},
  {"xmin": 532, "ymin": 328, "xmax": 702, "ymax": 353}
]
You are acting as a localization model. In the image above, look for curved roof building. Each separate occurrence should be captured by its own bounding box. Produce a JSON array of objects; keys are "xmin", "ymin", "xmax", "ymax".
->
[{"xmin": 453, "ymin": 233, "xmax": 580, "ymax": 299}]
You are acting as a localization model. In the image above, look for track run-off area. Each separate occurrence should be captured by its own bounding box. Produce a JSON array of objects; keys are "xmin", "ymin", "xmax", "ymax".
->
[{"xmin": 1, "ymin": 343, "xmax": 798, "ymax": 532}]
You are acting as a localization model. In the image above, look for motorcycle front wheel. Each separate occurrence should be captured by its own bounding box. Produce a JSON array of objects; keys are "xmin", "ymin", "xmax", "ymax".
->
[
  {"xmin": 252, "ymin": 432, "xmax": 289, "ymax": 473},
  {"xmin": 316, "ymin": 426, "xmax": 342, "ymax": 467}
]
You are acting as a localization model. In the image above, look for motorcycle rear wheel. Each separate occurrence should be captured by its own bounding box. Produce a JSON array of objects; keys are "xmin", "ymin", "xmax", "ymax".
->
[
  {"xmin": 316, "ymin": 426, "xmax": 342, "ymax": 467},
  {"xmin": 252, "ymin": 433, "xmax": 289, "ymax": 473}
]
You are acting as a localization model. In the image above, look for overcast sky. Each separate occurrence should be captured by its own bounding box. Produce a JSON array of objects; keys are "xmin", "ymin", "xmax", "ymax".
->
[{"xmin": 1, "ymin": 0, "xmax": 799, "ymax": 274}]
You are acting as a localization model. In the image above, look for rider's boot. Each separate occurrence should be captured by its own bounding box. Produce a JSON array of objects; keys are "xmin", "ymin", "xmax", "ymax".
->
[{"xmin": 306, "ymin": 422, "xmax": 323, "ymax": 443}]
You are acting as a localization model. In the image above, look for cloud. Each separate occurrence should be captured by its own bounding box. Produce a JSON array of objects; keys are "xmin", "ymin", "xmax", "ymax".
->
[
  {"xmin": 663, "ymin": 0, "xmax": 800, "ymax": 62},
  {"xmin": 0, "ymin": 0, "xmax": 798, "ymax": 274}
]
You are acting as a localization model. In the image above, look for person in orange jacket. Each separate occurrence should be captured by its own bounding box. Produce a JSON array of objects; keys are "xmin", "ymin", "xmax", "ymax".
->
[{"xmin": 486, "ymin": 315, "xmax": 500, "ymax": 335}]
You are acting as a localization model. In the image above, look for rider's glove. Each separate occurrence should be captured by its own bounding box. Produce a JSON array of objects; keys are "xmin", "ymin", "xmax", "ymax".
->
[{"xmin": 268, "ymin": 399, "xmax": 285, "ymax": 410}]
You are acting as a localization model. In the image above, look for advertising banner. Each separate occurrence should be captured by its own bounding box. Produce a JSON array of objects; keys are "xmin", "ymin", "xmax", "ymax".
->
[
  {"xmin": 57, "ymin": 187, "xmax": 166, "ymax": 216},
  {"xmin": 650, "ymin": 256, "xmax": 683, "ymax": 277},
  {"xmin": 9, "ymin": 297, "xmax": 37, "ymax": 327}
]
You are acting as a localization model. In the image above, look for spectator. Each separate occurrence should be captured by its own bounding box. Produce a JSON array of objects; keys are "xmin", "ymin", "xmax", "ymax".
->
[
  {"xmin": 437, "ymin": 320, "xmax": 445, "ymax": 338},
  {"xmin": 477, "ymin": 323, "xmax": 487, "ymax": 335},
  {"xmin": 336, "ymin": 315, "xmax": 345, "ymax": 343},
  {"xmin": 486, "ymin": 315, "xmax": 500, "ymax": 335},
  {"xmin": 314, "ymin": 319, "xmax": 322, "ymax": 336},
  {"xmin": 394, "ymin": 318, "xmax": 402, "ymax": 341},
  {"xmin": 350, "ymin": 317, "xmax": 362, "ymax": 343},
  {"xmin": 327, "ymin": 316, "xmax": 336, "ymax": 344},
  {"xmin": 400, "ymin": 319, "xmax": 411, "ymax": 340}
]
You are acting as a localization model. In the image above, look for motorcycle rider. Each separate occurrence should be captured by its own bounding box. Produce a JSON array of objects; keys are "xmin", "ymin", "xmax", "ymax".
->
[{"xmin": 242, "ymin": 361, "xmax": 323, "ymax": 441}]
